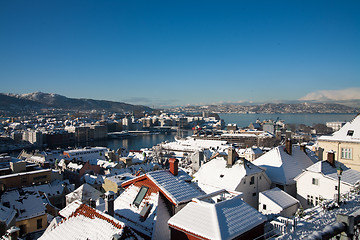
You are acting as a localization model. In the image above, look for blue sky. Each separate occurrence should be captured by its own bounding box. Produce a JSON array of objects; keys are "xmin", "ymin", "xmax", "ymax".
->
[{"xmin": 0, "ymin": 1, "xmax": 359, "ymax": 107}]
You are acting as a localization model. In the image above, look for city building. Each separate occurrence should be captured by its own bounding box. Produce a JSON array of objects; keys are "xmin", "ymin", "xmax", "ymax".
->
[{"xmin": 318, "ymin": 114, "xmax": 360, "ymax": 171}]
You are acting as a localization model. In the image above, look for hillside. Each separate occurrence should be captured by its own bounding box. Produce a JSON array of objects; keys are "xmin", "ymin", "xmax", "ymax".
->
[{"xmin": 0, "ymin": 92, "xmax": 153, "ymax": 114}]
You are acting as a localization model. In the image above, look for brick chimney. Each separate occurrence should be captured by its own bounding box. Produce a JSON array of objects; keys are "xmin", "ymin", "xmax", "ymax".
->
[
  {"xmin": 327, "ymin": 150, "xmax": 336, "ymax": 167},
  {"xmin": 105, "ymin": 191, "xmax": 115, "ymax": 217},
  {"xmin": 169, "ymin": 158, "xmax": 179, "ymax": 176},
  {"xmin": 285, "ymin": 138, "xmax": 292, "ymax": 155}
]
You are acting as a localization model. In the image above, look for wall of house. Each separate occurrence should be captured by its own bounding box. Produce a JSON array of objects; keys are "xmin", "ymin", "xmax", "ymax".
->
[
  {"xmin": 0, "ymin": 170, "xmax": 51, "ymax": 189},
  {"xmin": 236, "ymin": 172, "xmax": 271, "ymax": 209},
  {"xmin": 318, "ymin": 140, "xmax": 360, "ymax": 171},
  {"xmin": 258, "ymin": 195, "xmax": 283, "ymax": 215},
  {"xmin": 296, "ymin": 171, "xmax": 353, "ymax": 209},
  {"xmin": 16, "ymin": 214, "xmax": 47, "ymax": 236},
  {"xmin": 280, "ymin": 203, "xmax": 299, "ymax": 218},
  {"xmin": 102, "ymin": 178, "xmax": 120, "ymax": 194}
]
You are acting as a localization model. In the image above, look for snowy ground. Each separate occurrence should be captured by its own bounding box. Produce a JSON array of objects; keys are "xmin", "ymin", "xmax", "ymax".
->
[{"xmin": 277, "ymin": 191, "xmax": 360, "ymax": 239}]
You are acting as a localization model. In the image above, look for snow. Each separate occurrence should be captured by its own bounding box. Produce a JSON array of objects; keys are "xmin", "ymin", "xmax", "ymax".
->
[
  {"xmin": 194, "ymin": 157, "xmax": 264, "ymax": 191},
  {"xmin": 278, "ymin": 192, "xmax": 360, "ymax": 239},
  {"xmin": 306, "ymin": 160, "xmax": 360, "ymax": 186},
  {"xmin": 0, "ymin": 204, "xmax": 16, "ymax": 226},
  {"xmin": 168, "ymin": 190, "xmax": 266, "ymax": 240},
  {"xmin": 253, "ymin": 145, "xmax": 315, "ymax": 185},
  {"xmin": 147, "ymin": 170, "xmax": 204, "ymax": 205},
  {"xmin": 319, "ymin": 114, "xmax": 360, "ymax": 142},
  {"xmin": 260, "ymin": 187, "xmax": 299, "ymax": 209},
  {"xmin": 66, "ymin": 183, "xmax": 103, "ymax": 206}
]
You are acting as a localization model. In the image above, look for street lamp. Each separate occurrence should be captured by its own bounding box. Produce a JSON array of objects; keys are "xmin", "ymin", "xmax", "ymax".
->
[{"xmin": 337, "ymin": 165, "xmax": 343, "ymax": 204}]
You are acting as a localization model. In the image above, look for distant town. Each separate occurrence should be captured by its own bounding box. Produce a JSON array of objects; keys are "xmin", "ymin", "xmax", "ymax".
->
[{"xmin": 0, "ymin": 93, "xmax": 359, "ymax": 239}]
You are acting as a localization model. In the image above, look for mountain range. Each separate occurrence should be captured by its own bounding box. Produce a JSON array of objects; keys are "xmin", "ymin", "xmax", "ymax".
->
[{"xmin": 0, "ymin": 92, "xmax": 153, "ymax": 114}]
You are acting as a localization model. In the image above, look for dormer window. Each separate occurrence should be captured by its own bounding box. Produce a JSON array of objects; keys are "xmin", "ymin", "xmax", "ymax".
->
[
  {"xmin": 133, "ymin": 186, "xmax": 149, "ymax": 207},
  {"xmin": 347, "ymin": 130, "xmax": 354, "ymax": 136}
]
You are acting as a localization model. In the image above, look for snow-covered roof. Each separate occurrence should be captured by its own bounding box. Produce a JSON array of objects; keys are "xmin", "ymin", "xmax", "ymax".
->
[
  {"xmin": 0, "ymin": 204, "xmax": 16, "ymax": 226},
  {"xmin": 106, "ymin": 173, "xmax": 135, "ymax": 186},
  {"xmin": 147, "ymin": 170, "xmax": 204, "ymax": 205},
  {"xmin": 113, "ymin": 184, "xmax": 160, "ymax": 236},
  {"xmin": 168, "ymin": 190, "xmax": 266, "ymax": 240},
  {"xmin": 304, "ymin": 160, "xmax": 360, "ymax": 186},
  {"xmin": 260, "ymin": 187, "xmax": 299, "ymax": 209},
  {"xmin": 253, "ymin": 145, "xmax": 316, "ymax": 185},
  {"xmin": 1, "ymin": 187, "xmax": 46, "ymax": 221},
  {"xmin": 66, "ymin": 183, "xmax": 103, "ymax": 206},
  {"xmin": 194, "ymin": 158, "xmax": 264, "ymax": 191},
  {"xmin": 319, "ymin": 114, "xmax": 360, "ymax": 143},
  {"xmin": 81, "ymin": 174, "xmax": 104, "ymax": 185},
  {"xmin": 40, "ymin": 200, "xmax": 131, "ymax": 240}
]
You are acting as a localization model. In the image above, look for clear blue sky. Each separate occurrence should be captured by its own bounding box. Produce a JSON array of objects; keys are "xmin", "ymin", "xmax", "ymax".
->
[{"xmin": 0, "ymin": 0, "xmax": 359, "ymax": 107}]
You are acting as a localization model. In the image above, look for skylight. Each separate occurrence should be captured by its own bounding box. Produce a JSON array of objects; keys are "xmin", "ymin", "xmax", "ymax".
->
[
  {"xmin": 133, "ymin": 186, "xmax": 149, "ymax": 207},
  {"xmin": 347, "ymin": 130, "xmax": 354, "ymax": 136}
]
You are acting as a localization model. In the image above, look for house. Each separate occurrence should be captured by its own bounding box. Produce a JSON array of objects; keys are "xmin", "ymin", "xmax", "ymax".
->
[
  {"xmin": 317, "ymin": 113, "xmax": 360, "ymax": 171},
  {"xmin": 244, "ymin": 147, "xmax": 263, "ymax": 161},
  {"xmin": 39, "ymin": 200, "xmax": 139, "ymax": 240},
  {"xmin": 111, "ymin": 158, "xmax": 204, "ymax": 239},
  {"xmin": 295, "ymin": 151, "xmax": 360, "ymax": 209},
  {"xmin": 102, "ymin": 173, "xmax": 135, "ymax": 195},
  {"xmin": 253, "ymin": 139, "xmax": 316, "ymax": 197},
  {"xmin": 258, "ymin": 187, "xmax": 299, "ymax": 217},
  {"xmin": 168, "ymin": 189, "xmax": 267, "ymax": 240},
  {"xmin": 0, "ymin": 187, "xmax": 47, "ymax": 237},
  {"xmin": 0, "ymin": 204, "xmax": 16, "ymax": 236},
  {"xmin": 194, "ymin": 148, "xmax": 271, "ymax": 209}
]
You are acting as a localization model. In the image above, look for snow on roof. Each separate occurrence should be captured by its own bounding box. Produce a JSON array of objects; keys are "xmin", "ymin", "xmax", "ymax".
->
[
  {"xmin": 67, "ymin": 162, "xmax": 83, "ymax": 170},
  {"xmin": 114, "ymin": 184, "xmax": 159, "ymax": 236},
  {"xmin": 33, "ymin": 180, "xmax": 72, "ymax": 197},
  {"xmin": 81, "ymin": 174, "xmax": 104, "ymax": 185},
  {"xmin": 0, "ymin": 204, "xmax": 16, "ymax": 226},
  {"xmin": 1, "ymin": 187, "xmax": 46, "ymax": 221},
  {"xmin": 260, "ymin": 187, "xmax": 299, "ymax": 209},
  {"xmin": 0, "ymin": 168, "xmax": 51, "ymax": 179},
  {"xmin": 319, "ymin": 114, "xmax": 360, "ymax": 142},
  {"xmin": 194, "ymin": 158, "xmax": 264, "ymax": 191},
  {"xmin": 168, "ymin": 191, "xmax": 266, "ymax": 240},
  {"xmin": 89, "ymin": 159, "xmax": 118, "ymax": 169},
  {"xmin": 59, "ymin": 200, "xmax": 82, "ymax": 218},
  {"xmin": 106, "ymin": 173, "xmax": 135, "ymax": 186},
  {"xmin": 66, "ymin": 183, "xmax": 103, "ymax": 206},
  {"xmin": 147, "ymin": 170, "xmax": 204, "ymax": 205},
  {"xmin": 40, "ymin": 201, "xmax": 129, "ymax": 240},
  {"xmin": 305, "ymin": 160, "xmax": 360, "ymax": 186},
  {"xmin": 161, "ymin": 137, "xmax": 229, "ymax": 152},
  {"xmin": 253, "ymin": 145, "xmax": 315, "ymax": 185}
]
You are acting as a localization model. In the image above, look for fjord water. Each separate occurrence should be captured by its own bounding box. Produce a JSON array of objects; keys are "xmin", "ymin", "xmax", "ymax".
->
[{"xmin": 219, "ymin": 113, "xmax": 357, "ymax": 128}]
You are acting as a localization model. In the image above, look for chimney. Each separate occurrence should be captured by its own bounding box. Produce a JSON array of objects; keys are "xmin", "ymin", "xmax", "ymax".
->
[
  {"xmin": 316, "ymin": 147, "xmax": 324, "ymax": 161},
  {"xmin": 105, "ymin": 191, "xmax": 115, "ymax": 217},
  {"xmin": 227, "ymin": 147, "xmax": 235, "ymax": 167},
  {"xmin": 327, "ymin": 150, "xmax": 336, "ymax": 167},
  {"xmin": 285, "ymin": 138, "xmax": 292, "ymax": 155},
  {"xmin": 300, "ymin": 143, "xmax": 307, "ymax": 153},
  {"xmin": 89, "ymin": 199, "xmax": 96, "ymax": 208},
  {"xmin": 169, "ymin": 158, "xmax": 179, "ymax": 176}
]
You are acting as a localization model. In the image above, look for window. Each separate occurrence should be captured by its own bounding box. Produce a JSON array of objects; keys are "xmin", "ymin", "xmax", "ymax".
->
[
  {"xmin": 133, "ymin": 186, "xmax": 149, "ymax": 207},
  {"xmin": 341, "ymin": 148, "xmax": 352, "ymax": 160},
  {"xmin": 250, "ymin": 176, "xmax": 255, "ymax": 185},
  {"xmin": 307, "ymin": 195, "xmax": 314, "ymax": 206},
  {"xmin": 37, "ymin": 219, "xmax": 42, "ymax": 229},
  {"xmin": 347, "ymin": 130, "xmax": 354, "ymax": 136},
  {"xmin": 252, "ymin": 192, "xmax": 256, "ymax": 197},
  {"xmin": 312, "ymin": 178, "xmax": 319, "ymax": 185},
  {"xmin": 263, "ymin": 204, "xmax": 267, "ymax": 210},
  {"xmin": 335, "ymin": 186, "xmax": 338, "ymax": 191}
]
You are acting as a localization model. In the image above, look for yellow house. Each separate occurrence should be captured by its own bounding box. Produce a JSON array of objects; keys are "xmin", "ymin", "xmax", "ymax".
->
[
  {"xmin": 102, "ymin": 173, "xmax": 134, "ymax": 194},
  {"xmin": 318, "ymin": 114, "xmax": 360, "ymax": 171},
  {"xmin": 1, "ymin": 188, "xmax": 48, "ymax": 237}
]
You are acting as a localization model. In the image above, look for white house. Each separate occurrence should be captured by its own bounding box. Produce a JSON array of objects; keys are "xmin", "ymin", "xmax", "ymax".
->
[
  {"xmin": 259, "ymin": 187, "xmax": 299, "ymax": 217},
  {"xmin": 253, "ymin": 140, "xmax": 317, "ymax": 197},
  {"xmin": 295, "ymin": 152, "xmax": 360, "ymax": 209},
  {"xmin": 194, "ymin": 152, "xmax": 271, "ymax": 209}
]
